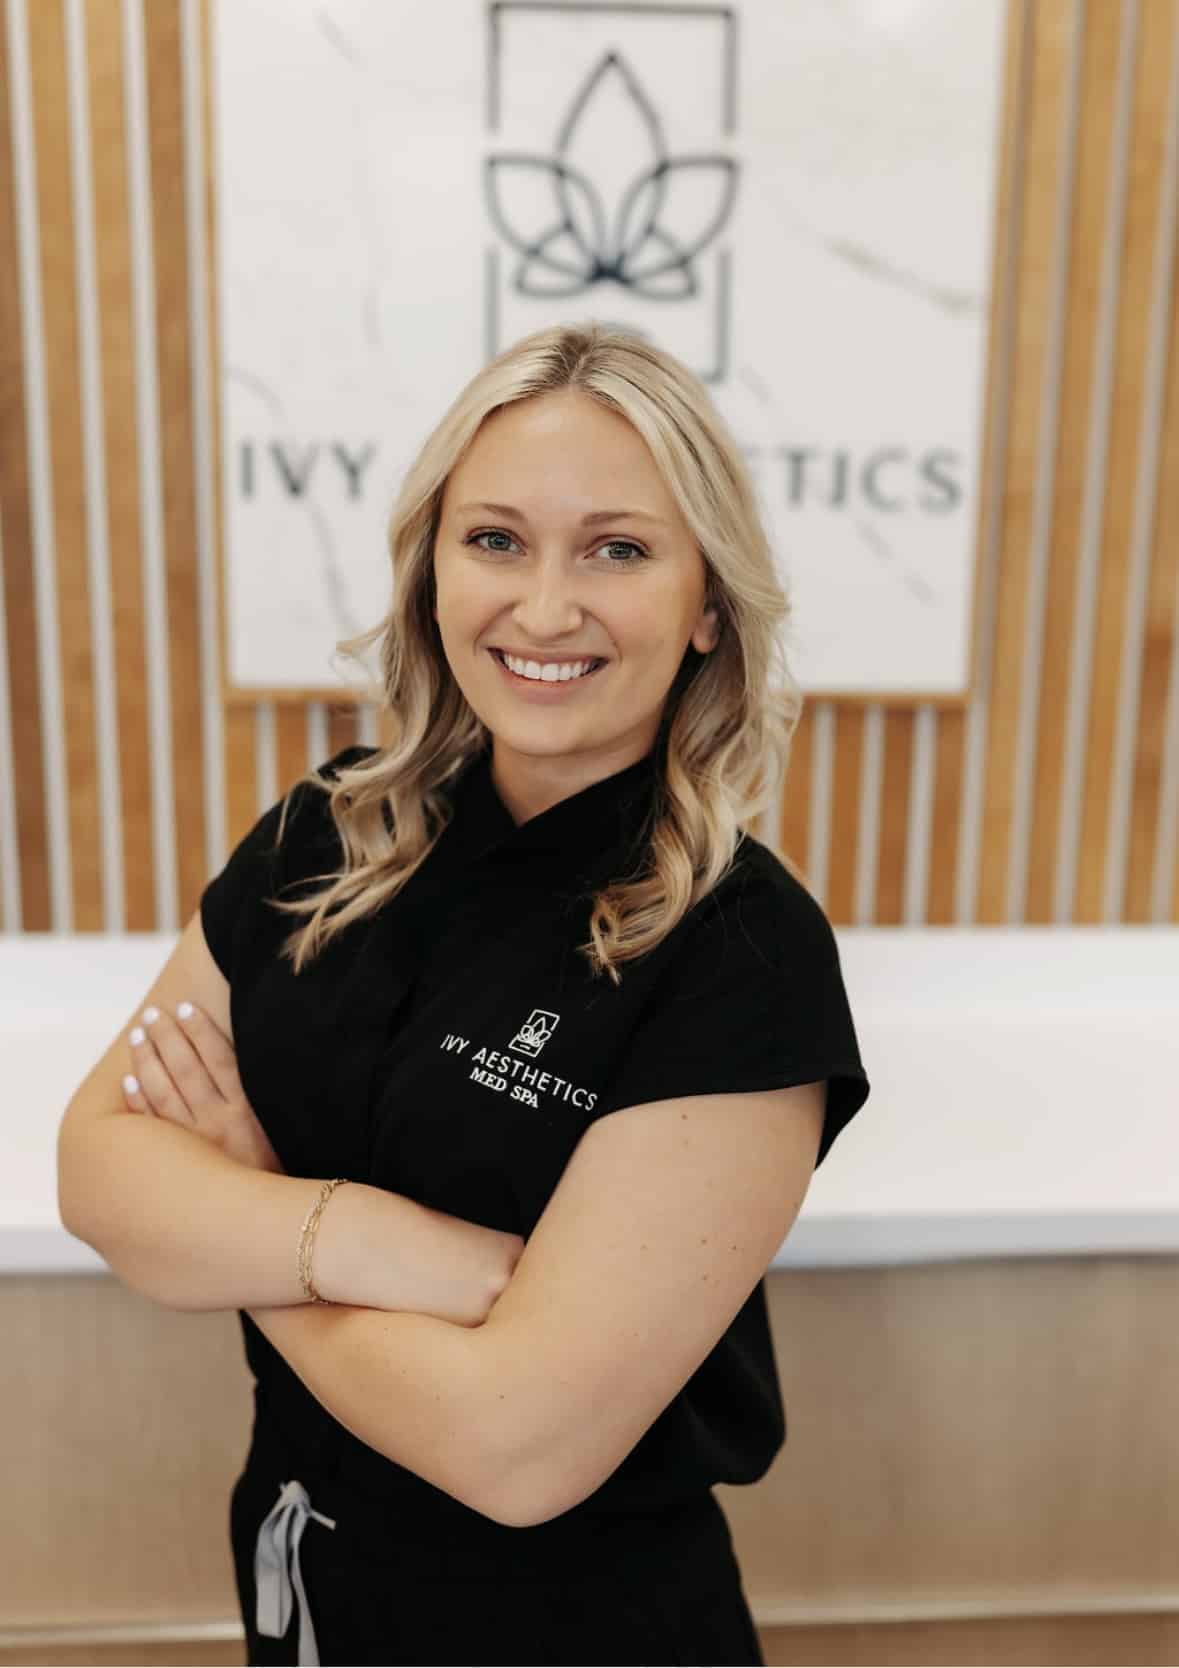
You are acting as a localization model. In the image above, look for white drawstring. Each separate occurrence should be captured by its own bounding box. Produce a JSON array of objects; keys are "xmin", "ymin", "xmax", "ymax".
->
[{"xmin": 254, "ymin": 1478, "xmax": 338, "ymax": 1666}]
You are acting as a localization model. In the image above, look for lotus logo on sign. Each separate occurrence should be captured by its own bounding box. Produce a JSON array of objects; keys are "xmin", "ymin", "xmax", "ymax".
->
[
  {"xmin": 486, "ymin": 51, "xmax": 738, "ymax": 302},
  {"xmin": 483, "ymin": 4, "xmax": 739, "ymax": 379}
]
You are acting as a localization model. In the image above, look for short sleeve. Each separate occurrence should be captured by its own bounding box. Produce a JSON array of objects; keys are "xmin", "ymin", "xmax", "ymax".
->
[
  {"xmin": 591, "ymin": 852, "xmax": 871, "ymax": 1171},
  {"xmin": 198, "ymin": 744, "xmax": 374, "ymax": 983}
]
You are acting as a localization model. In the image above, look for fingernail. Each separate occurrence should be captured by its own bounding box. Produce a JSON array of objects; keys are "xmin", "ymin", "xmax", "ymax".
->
[
  {"xmin": 129, "ymin": 1027, "xmax": 145, "ymax": 1046},
  {"xmin": 142, "ymin": 1006, "xmax": 160, "ymax": 1024},
  {"xmin": 176, "ymin": 1002, "xmax": 194, "ymax": 1020},
  {"xmin": 123, "ymin": 1075, "xmax": 139, "ymax": 1095}
]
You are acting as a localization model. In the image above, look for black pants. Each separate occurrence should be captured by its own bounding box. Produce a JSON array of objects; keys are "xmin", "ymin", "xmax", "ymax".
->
[{"xmin": 229, "ymin": 1413, "xmax": 765, "ymax": 1666}]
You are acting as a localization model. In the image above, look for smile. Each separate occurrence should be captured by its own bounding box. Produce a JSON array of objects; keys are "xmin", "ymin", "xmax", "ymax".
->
[{"xmin": 488, "ymin": 647, "xmax": 608, "ymax": 691}]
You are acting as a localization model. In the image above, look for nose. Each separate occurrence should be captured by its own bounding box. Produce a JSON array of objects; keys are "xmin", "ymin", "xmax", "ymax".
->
[{"xmin": 509, "ymin": 553, "xmax": 586, "ymax": 639}]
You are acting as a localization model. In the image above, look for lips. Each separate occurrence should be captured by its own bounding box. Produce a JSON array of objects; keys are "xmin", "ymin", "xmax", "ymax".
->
[
  {"xmin": 488, "ymin": 647, "xmax": 607, "ymax": 686},
  {"xmin": 491, "ymin": 649, "xmax": 607, "ymax": 668}
]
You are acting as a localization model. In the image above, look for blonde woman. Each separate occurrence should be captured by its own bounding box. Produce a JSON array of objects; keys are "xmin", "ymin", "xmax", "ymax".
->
[{"xmin": 59, "ymin": 322, "xmax": 870, "ymax": 1666}]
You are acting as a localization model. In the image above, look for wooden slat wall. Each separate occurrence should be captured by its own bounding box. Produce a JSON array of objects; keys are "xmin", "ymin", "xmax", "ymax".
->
[{"xmin": 2, "ymin": 0, "xmax": 1178, "ymax": 934}]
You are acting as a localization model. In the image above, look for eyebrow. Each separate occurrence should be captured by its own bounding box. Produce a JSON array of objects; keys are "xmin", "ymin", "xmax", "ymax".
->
[{"xmin": 454, "ymin": 501, "xmax": 668, "ymax": 527}]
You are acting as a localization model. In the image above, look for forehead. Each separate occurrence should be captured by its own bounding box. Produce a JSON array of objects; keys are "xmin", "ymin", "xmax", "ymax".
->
[{"xmin": 443, "ymin": 392, "xmax": 679, "ymax": 522}]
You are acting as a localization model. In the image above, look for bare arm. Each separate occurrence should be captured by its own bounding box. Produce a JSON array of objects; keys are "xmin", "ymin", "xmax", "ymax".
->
[
  {"xmin": 245, "ymin": 1300, "xmax": 511, "ymax": 1522},
  {"xmin": 57, "ymin": 909, "xmax": 518, "ymax": 1320},
  {"xmin": 247, "ymin": 1082, "xmax": 825, "ymax": 1529},
  {"xmin": 59, "ymin": 1107, "xmax": 496, "ymax": 1317}
]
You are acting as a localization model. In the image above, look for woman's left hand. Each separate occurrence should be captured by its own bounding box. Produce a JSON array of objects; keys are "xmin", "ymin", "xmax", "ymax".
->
[{"xmin": 122, "ymin": 1001, "xmax": 286, "ymax": 1175}]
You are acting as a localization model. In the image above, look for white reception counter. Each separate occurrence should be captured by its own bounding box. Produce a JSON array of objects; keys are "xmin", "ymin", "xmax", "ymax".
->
[{"xmin": 3, "ymin": 928, "xmax": 1177, "ymax": 1275}]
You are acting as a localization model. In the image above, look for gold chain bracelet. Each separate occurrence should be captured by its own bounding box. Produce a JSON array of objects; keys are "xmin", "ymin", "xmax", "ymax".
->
[{"xmin": 297, "ymin": 1178, "xmax": 348, "ymax": 1304}]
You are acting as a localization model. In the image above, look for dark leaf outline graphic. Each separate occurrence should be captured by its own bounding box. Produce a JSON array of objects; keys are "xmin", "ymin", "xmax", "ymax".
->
[
  {"xmin": 613, "ymin": 157, "xmax": 738, "ymax": 289},
  {"xmin": 485, "ymin": 157, "xmax": 611, "ymax": 295},
  {"xmin": 485, "ymin": 48, "xmax": 738, "ymax": 301}
]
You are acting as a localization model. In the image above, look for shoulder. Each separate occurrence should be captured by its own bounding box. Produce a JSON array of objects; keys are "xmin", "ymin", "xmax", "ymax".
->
[
  {"xmin": 201, "ymin": 744, "xmax": 383, "ymax": 977},
  {"xmin": 684, "ymin": 833, "xmax": 840, "ymax": 974},
  {"xmin": 588, "ymin": 830, "xmax": 868, "ymax": 1144}
]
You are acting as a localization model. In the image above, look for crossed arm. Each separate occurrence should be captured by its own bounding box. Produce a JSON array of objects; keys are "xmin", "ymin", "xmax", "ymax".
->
[
  {"xmin": 60, "ymin": 912, "xmax": 825, "ymax": 1529},
  {"xmin": 246, "ymin": 1079, "xmax": 826, "ymax": 1528}
]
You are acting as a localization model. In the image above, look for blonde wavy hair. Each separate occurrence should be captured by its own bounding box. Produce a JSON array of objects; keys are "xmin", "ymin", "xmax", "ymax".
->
[{"xmin": 268, "ymin": 321, "xmax": 804, "ymax": 987}]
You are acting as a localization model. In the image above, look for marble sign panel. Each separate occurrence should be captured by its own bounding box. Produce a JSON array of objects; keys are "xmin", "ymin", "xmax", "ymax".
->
[{"xmin": 213, "ymin": 0, "xmax": 1006, "ymax": 698}]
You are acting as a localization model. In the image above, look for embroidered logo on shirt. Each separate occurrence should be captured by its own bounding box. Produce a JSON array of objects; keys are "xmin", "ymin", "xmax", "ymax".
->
[
  {"xmin": 509, "ymin": 1008, "xmax": 560, "ymax": 1057},
  {"xmin": 439, "ymin": 1028, "xmax": 597, "ymax": 1110}
]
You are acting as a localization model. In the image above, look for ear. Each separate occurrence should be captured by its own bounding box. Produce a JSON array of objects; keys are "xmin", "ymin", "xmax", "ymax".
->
[{"xmin": 691, "ymin": 598, "xmax": 721, "ymax": 656}]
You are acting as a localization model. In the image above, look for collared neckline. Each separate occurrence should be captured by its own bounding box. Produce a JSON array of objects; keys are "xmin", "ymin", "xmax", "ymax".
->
[{"xmin": 443, "ymin": 741, "xmax": 662, "ymax": 880}]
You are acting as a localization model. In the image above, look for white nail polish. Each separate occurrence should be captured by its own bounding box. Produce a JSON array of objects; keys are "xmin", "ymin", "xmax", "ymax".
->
[
  {"xmin": 123, "ymin": 1075, "xmax": 139, "ymax": 1096},
  {"xmin": 177, "ymin": 1002, "xmax": 194, "ymax": 1020},
  {"xmin": 129, "ymin": 1027, "xmax": 145, "ymax": 1046},
  {"xmin": 142, "ymin": 1006, "xmax": 160, "ymax": 1024}
]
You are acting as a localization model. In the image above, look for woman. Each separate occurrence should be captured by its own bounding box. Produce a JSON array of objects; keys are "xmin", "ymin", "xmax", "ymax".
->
[{"xmin": 131, "ymin": 322, "xmax": 870, "ymax": 1664}]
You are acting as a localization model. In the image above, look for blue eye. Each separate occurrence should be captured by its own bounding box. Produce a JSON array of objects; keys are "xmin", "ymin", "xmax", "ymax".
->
[
  {"xmin": 598, "ymin": 540, "xmax": 648, "ymax": 564},
  {"xmin": 465, "ymin": 530, "xmax": 649, "ymax": 565},
  {"xmin": 467, "ymin": 530, "xmax": 516, "ymax": 554}
]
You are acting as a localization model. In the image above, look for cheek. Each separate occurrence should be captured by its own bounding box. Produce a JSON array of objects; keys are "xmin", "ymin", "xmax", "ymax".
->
[
  {"xmin": 432, "ymin": 573, "xmax": 470, "ymax": 637},
  {"xmin": 435, "ymin": 558, "xmax": 494, "ymax": 623},
  {"xmin": 609, "ymin": 606, "xmax": 681, "ymax": 661}
]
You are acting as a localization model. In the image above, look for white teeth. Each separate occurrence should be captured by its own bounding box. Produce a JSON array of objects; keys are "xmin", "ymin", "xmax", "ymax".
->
[{"xmin": 500, "ymin": 651, "xmax": 597, "ymax": 683}]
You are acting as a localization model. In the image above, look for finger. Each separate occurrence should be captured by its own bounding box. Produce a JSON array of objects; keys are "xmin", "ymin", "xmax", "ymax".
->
[
  {"xmin": 127, "ymin": 1020, "xmax": 194, "ymax": 1125},
  {"xmin": 172, "ymin": 1001, "xmax": 242, "ymax": 1101},
  {"xmin": 120, "ymin": 1073, "xmax": 155, "ymax": 1116},
  {"xmin": 137, "ymin": 1006, "xmax": 216, "ymax": 1117}
]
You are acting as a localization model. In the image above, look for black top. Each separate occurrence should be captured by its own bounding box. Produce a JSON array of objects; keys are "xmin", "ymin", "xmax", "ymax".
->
[{"xmin": 200, "ymin": 741, "xmax": 870, "ymax": 1517}]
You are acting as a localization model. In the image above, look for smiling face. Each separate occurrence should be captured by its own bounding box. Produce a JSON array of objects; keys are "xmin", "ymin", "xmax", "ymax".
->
[{"xmin": 432, "ymin": 389, "xmax": 720, "ymax": 823}]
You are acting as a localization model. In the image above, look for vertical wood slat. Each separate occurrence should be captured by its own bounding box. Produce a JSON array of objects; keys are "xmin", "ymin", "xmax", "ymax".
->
[
  {"xmin": 1022, "ymin": 0, "xmax": 1122, "ymax": 922},
  {"xmin": 825, "ymin": 706, "xmax": 865, "ymax": 922},
  {"xmin": 326, "ymin": 702, "xmax": 361, "ymax": 757},
  {"xmin": 196, "ymin": 0, "xmax": 252, "ymax": 864},
  {"xmin": 0, "ymin": 0, "xmax": 50, "ymax": 929},
  {"xmin": 28, "ymin": 0, "xmax": 101, "ymax": 928},
  {"xmin": 1049, "ymin": 0, "xmax": 1142, "ymax": 924},
  {"xmin": 1113, "ymin": 0, "xmax": 1179, "ymax": 920},
  {"xmin": 928, "ymin": 709, "xmax": 969, "ymax": 923},
  {"xmin": 143, "ymin": 0, "xmax": 205, "ymax": 917},
  {"xmin": 923, "ymin": 0, "xmax": 1032, "ymax": 926},
  {"xmin": 875, "ymin": 710, "xmax": 916, "ymax": 924},
  {"xmin": 87, "ymin": 0, "xmax": 156, "ymax": 932},
  {"xmin": 978, "ymin": 0, "xmax": 1079, "ymax": 924},
  {"xmin": 1076, "ymin": 0, "xmax": 1179, "ymax": 920},
  {"xmin": 1132, "ymin": 242, "xmax": 1179, "ymax": 919},
  {"xmin": 780, "ymin": 699, "xmax": 813, "ymax": 881},
  {"xmin": 275, "ymin": 705, "xmax": 307, "ymax": 801}
]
